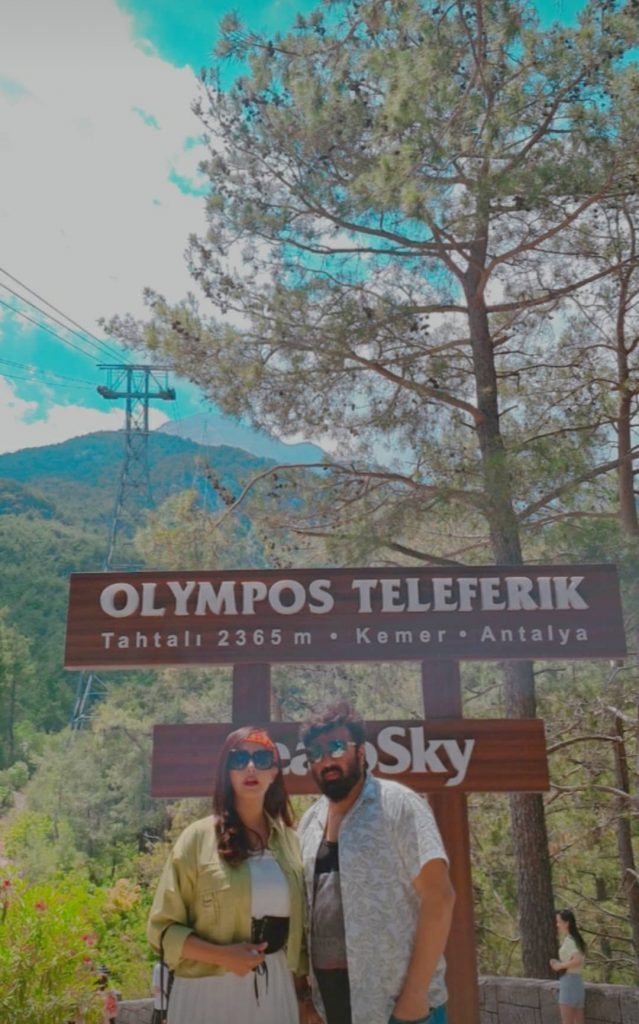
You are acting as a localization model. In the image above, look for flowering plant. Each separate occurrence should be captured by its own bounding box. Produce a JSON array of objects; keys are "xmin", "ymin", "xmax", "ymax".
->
[{"xmin": 0, "ymin": 872, "xmax": 149, "ymax": 1023}]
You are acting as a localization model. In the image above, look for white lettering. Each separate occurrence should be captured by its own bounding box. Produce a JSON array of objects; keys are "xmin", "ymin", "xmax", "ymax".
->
[
  {"xmin": 352, "ymin": 578, "xmax": 378, "ymax": 613},
  {"xmin": 269, "ymin": 580, "xmax": 306, "ymax": 615},
  {"xmin": 432, "ymin": 578, "xmax": 457, "ymax": 611},
  {"xmin": 166, "ymin": 580, "xmax": 196, "ymax": 615},
  {"xmin": 409, "ymin": 729, "xmax": 447, "ymax": 774},
  {"xmin": 480, "ymin": 578, "xmax": 506, "ymax": 610},
  {"xmin": 100, "ymin": 582, "xmax": 139, "ymax": 618},
  {"xmin": 505, "ymin": 577, "xmax": 538, "ymax": 611},
  {"xmin": 364, "ymin": 741, "xmax": 378, "ymax": 772},
  {"xmin": 457, "ymin": 578, "xmax": 479, "ymax": 612},
  {"xmin": 241, "ymin": 581, "xmax": 268, "ymax": 614},
  {"xmin": 309, "ymin": 579, "xmax": 334, "ymax": 614},
  {"xmin": 195, "ymin": 582, "xmax": 237, "ymax": 616},
  {"xmin": 537, "ymin": 577, "xmax": 554, "ymax": 610},
  {"xmin": 381, "ymin": 579, "xmax": 405, "ymax": 612},
  {"xmin": 442, "ymin": 739, "xmax": 475, "ymax": 786},
  {"xmin": 406, "ymin": 577, "xmax": 431, "ymax": 612},
  {"xmin": 356, "ymin": 627, "xmax": 371, "ymax": 644},
  {"xmin": 377, "ymin": 727, "xmax": 411, "ymax": 774},
  {"xmin": 553, "ymin": 576, "xmax": 588, "ymax": 610},
  {"xmin": 141, "ymin": 582, "xmax": 165, "ymax": 617}
]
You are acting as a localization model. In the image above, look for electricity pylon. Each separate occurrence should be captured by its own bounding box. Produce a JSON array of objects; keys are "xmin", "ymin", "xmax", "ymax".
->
[{"xmin": 70, "ymin": 364, "xmax": 176, "ymax": 730}]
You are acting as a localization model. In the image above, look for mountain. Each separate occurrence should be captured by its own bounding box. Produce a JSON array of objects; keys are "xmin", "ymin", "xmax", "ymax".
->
[
  {"xmin": 157, "ymin": 410, "xmax": 325, "ymax": 465},
  {"xmin": 0, "ymin": 430, "xmax": 276, "ymax": 530},
  {"xmin": 0, "ymin": 430, "xmax": 282, "ymax": 734}
]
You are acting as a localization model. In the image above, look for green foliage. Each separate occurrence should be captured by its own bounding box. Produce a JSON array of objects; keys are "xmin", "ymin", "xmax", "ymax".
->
[
  {"xmin": 0, "ymin": 872, "xmax": 150, "ymax": 1022},
  {"xmin": 0, "ymin": 612, "xmax": 37, "ymax": 769}
]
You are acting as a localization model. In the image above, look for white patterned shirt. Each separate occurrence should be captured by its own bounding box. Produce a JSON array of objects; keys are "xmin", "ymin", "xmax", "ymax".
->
[{"xmin": 299, "ymin": 774, "xmax": 449, "ymax": 1024}]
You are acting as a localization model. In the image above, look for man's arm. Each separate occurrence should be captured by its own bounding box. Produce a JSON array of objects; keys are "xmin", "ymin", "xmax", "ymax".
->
[{"xmin": 393, "ymin": 858, "xmax": 455, "ymax": 1021}]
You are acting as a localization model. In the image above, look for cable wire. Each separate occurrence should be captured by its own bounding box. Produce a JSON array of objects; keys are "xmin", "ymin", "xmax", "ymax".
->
[
  {"xmin": 0, "ymin": 280, "xmax": 123, "ymax": 365},
  {"xmin": 0, "ymin": 356, "xmax": 96, "ymax": 387},
  {"xmin": 0, "ymin": 265, "xmax": 127, "ymax": 363},
  {"xmin": 0, "ymin": 296, "xmax": 102, "ymax": 362},
  {"xmin": 0, "ymin": 368, "xmax": 95, "ymax": 391}
]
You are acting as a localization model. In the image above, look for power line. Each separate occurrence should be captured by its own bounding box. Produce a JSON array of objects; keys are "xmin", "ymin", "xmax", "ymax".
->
[
  {"xmin": 0, "ymin": 356, "xmax": 95, "ymax": 386},
  {"xmin": 0, "ymin": 296, "xmax": 101, "ymax": 362},
  {"xmin": 0, "ymin": 369, "xmax": 95, "ymax": 391},
  {"xmin": 0, "ymin": 280, "xmax": 122, "ymax": 365},
  {"xmin": 0, "ymin": 265, "xmax": 126, "ymax": 363}
]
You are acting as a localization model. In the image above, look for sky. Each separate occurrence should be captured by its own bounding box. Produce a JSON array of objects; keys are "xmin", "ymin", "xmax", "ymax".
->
[{"xmin": 0, "ymin": 0, "xmax": 586, "ymax": 455}]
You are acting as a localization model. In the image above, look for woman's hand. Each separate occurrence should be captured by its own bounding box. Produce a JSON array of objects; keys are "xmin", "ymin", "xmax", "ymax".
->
[
  {"xmin": 217, "ymin": 942, "xmax": 268, "ymax": 976},
  {"xmin": 549, "ymin": 958, "xmax": 562, "ymax": 973},
  {"xmin": 298, "ymin": 992, "xmax": 323, "ymax": 1024}
]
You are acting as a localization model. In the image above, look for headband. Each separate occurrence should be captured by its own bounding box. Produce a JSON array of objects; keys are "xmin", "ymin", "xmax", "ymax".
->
[{"xmin": 243, "ymin": 729, "xmax": 279, "ymax": 758}]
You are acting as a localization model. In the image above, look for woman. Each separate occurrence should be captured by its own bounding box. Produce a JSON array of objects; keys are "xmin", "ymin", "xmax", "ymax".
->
[
  {"xmin": 550, "ymin": 909, "xmax": 586, "ymax": 1024},
  {"xmin": 148, "ymin": 726, "xmax": 314, "ymax": 1024}
]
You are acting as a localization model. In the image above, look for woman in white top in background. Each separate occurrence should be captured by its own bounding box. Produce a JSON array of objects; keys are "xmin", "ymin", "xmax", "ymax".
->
[{"xmin": 550, "ymin": 909, "xmax": 586, "ymax": 1024}]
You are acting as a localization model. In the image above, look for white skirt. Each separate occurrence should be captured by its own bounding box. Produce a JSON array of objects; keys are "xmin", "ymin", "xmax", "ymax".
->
[{"xmin": 167, "ymin": 951, "xmax": 298, "ymax": 1024}]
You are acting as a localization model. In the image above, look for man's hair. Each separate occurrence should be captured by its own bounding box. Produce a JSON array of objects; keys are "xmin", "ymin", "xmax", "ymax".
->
[{"xmin": 300, "ymin": 700, "xmax": 366, "ymax": 747}]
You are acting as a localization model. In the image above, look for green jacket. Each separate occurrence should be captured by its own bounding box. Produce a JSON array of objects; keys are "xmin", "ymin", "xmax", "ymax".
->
[{"xmin": 147, "ymin": 814, "xmax": 307, "ymax": 977}]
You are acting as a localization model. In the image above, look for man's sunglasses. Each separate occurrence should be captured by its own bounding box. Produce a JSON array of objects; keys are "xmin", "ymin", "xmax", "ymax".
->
[
  {"xmin": 227, "ymin": 748, "xmax": 276, "ymax": 771},
  {"xmin": 305, "ymin": 739, "xmax": 357, "ymax": 764}
]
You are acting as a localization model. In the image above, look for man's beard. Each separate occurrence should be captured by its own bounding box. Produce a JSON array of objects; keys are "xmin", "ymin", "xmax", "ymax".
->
[{"xmin": 316, "ymin": 758, "xmax": 363, "ymax": 802}]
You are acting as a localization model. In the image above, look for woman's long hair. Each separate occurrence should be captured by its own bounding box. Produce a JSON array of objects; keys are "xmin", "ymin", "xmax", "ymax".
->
[
  {"xmin": 557, "ymin": 909, "xmax": 586, "ymax": 953},
  {"xmin": 212, "ymin": 726, "xmax": 293, "ymax": 866}
]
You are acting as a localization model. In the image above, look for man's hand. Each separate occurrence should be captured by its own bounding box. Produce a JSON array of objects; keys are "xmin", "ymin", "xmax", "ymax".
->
[
  {"xmin": 391, "ymin": 983, "xmax": 429, "ymax": 1021},
  {"xmin": 216, "ymin": 942, "xmax": 267, "ymax": 976}
]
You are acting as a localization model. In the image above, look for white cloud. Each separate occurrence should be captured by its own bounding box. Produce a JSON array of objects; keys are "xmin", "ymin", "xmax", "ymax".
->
[
  {"xmin": 0, "ymin": 0, "xmax": 207, "ymax": 332},
  {"xmin": 0, "ymin": 377, "xmax": 168, "ymax": 454}
]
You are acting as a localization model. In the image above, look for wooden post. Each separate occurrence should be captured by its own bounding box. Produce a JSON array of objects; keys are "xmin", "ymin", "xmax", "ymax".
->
[
  {"xmin": 422, "ymin": 660, "xmax": 480, "ymax": 1024},
  {"xmin": 232, "ymin": 663, "xmax": 272, "ymax": 723}
]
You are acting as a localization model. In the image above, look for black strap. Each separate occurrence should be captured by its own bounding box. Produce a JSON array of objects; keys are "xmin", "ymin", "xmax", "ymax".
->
[{"xmin": 159, "ymin": 929, "xmax": 173, "ymax": 1015}]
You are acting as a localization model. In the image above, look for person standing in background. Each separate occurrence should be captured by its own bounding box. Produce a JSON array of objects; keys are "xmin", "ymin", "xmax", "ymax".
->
[{"xmin": 550, "ymin": 909, "xmax": 586, "ymax": 1024}]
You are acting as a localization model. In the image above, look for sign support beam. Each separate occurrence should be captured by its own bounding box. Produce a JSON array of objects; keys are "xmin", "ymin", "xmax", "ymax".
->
[
  {"xmin": 422, "ymin": 660, "xmax": 479, "ymax": 1024},
  {"xmin": 232, "ymin": 663, "xmax": 271, "ymax": 723}
]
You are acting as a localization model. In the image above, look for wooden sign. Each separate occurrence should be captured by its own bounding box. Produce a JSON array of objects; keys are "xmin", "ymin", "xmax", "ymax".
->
[
  {"xmin": 150, "ymin": 718, "xmax": 549, "ymax": 797},
  {"xmin": 65, "ymin": 563, "xmax": 626, "ymax": 668}
]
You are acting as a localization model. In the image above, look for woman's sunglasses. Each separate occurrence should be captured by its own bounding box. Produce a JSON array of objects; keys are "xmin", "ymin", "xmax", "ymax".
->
[
  {"xmin": 305, "ymin": 738, "xmax": 356, "ymax": 764},
  {"xmin": 227, "ymin": 748, "xmax": 276, "ymax": 771}
]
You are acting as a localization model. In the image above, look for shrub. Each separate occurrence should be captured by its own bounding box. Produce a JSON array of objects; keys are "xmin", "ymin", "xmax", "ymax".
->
[{"xmin": 0, "ymin": 872, "xmax": 150, "ymax": 1023}]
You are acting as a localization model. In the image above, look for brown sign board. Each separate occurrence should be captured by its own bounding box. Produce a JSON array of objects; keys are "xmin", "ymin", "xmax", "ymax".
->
[
  {"xmin": 65, "ymin": 564, "xmax": 626, "ymax": 669},
  {"xmin": 150, "ymin": 718, "xmax": 550, "ymax": 797}
]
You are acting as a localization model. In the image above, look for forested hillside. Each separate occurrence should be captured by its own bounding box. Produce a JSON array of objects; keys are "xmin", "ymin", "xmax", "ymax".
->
[{"xmin": 0, "ymin": 430, "xmax": 277, "ymax": 750}]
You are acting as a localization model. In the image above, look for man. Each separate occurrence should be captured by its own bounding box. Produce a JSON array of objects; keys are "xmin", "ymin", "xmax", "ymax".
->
[{"xmin": 297, "ymin": 701, "xmax": 455, "ymax": 1024}]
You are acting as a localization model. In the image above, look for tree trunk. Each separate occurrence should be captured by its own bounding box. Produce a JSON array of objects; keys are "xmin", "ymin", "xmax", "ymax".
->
[
  {"xmin": 615, "ymin": 272, "xmax": 638, "ymax": 536},
  {"xmin": 614, "ymin": 268, "xmax": 639, "ymax": 965},
  {"xmin": 612, "ymin": 708, "xmax": 639, "ymax": 964},
  {"xmin": 464, "ymin": 263, "xmax": 557, "ymax": 975}
]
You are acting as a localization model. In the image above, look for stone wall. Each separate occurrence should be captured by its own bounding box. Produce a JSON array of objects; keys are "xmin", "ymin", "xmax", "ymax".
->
[
  {"xmin": 478, "ymin": 976, "xmax": 639, "ymax": 1024},
  {"xmin": 116, "ymin": 979, "xmax": 639, "ymax": 1024}
]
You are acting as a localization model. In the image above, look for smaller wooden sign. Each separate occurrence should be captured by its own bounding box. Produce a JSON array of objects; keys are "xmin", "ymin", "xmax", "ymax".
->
[{"xmin": 151, "ymin": 718, "xmax": 549, "ymax": 797}]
